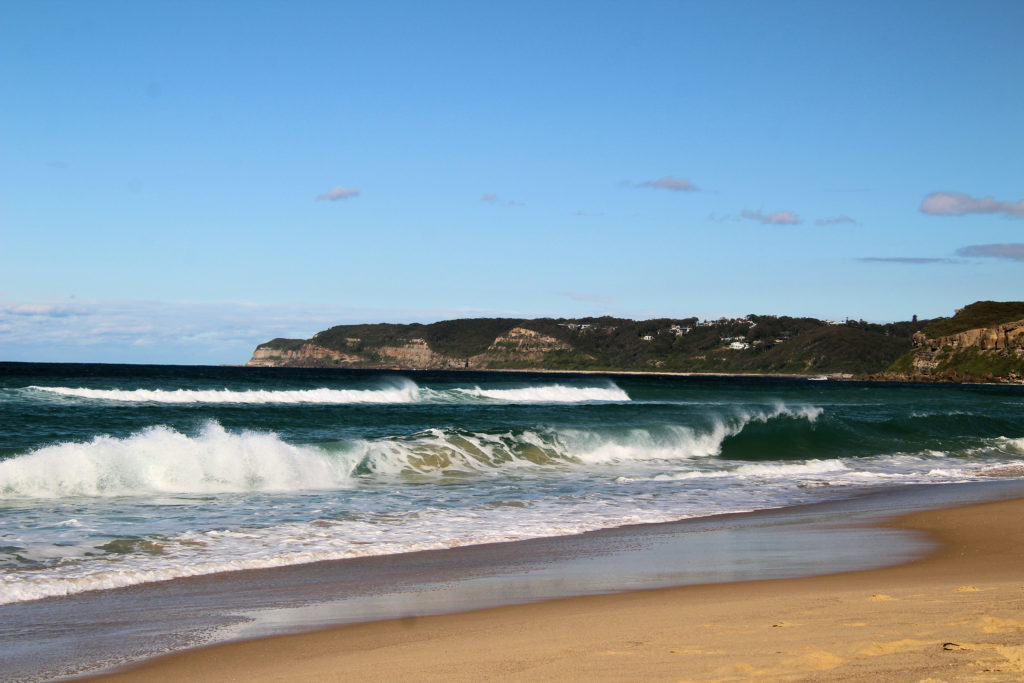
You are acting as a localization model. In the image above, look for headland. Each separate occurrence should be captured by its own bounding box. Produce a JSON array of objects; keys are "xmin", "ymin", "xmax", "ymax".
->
[{"xmin": 245, "ymin": 301, "xmax": 1024, "ymax": 383}]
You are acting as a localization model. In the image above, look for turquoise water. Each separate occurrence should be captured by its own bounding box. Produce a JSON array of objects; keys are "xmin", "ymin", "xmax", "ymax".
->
[{"xmin": 2, "ymin": 362, "xmax": 1023, "ymax": 605}]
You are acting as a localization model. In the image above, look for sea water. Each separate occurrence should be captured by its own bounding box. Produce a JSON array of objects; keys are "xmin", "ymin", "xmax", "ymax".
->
[{"xmin": 2, "ymin": 363, "xmax": 1023, "ymax": 609}]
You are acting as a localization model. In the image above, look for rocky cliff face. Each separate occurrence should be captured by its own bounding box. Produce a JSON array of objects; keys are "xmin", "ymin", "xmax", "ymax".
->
[
  {"xmin": 377, "ymin": 338, "xmax": 468, "ymax": 369},
  {"xmin": 886, "ymin": 319, "xmax": 1024, "ymax": 383},
  {"xmin": 246, "ymin": 343, "xmax": 361, "ymax": 368},
  {"xmin": 912, "ymin": 320, "xmax": 1024, "ymax": 353},
  {"xmin": 478, "ymin": 327, "xmax": 571, "ymax": 364},
  {"xmin": 246, "ymin": 327, "xmax": 572, "ymax": 370}
]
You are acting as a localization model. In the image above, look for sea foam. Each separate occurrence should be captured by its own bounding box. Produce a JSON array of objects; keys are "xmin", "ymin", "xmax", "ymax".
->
[
  {"xmin": 452, "ymin": 382, "xmax": 630, "ymax": 403},
  {"xmin": 0, "ymin": 422, "xmax": 358, "ymax": 498},
  {"xmin": 27, "ymin": 379, "xmax": 632, "ymax": 405},
  {"xmin": 0, "ymin": 405, "xmax": 826, "ymax": 498},
  {"xmin": 28, "ymin": 379, "xmax": 422, "ymax": 404}
]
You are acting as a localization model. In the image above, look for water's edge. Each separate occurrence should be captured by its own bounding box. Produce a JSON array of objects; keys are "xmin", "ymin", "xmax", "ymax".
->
[{"xmin": 7, "ymin": 479, "xmax": 1017, "ymax": 682}]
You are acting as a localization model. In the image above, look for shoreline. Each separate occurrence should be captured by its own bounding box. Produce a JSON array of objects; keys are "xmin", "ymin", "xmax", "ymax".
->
[
  {"xmin": 93, "ymin": 481, "xmax": 1024, "ymax": 681},
  {"xmin": 10, "ymin": 359, "xmax": 1022, "ymax": 384},
  {"xmin": 243, "ymin": 364, "xmax": 1024, "ymax": 385}
]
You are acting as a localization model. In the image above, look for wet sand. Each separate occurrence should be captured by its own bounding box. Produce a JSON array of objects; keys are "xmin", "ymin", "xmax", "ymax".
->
[{"xmin": 97, "ymin": 487, "xmax": 1024, "ymax": 682}]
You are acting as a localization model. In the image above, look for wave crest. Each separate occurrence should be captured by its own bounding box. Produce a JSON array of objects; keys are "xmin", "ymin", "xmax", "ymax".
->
[
  {"xmin": 0, "ymin": 404, "xmax": 826, "ymax": 498},
  {"xmin": 28, "ymin": 379, "xmax": 421, "ymax": 404},
  {"xmin": 26, "ymin": 379, "xmax": 632, "ymax": 405},
  {"xmin": 453, "ymin": 382, "xmax": 630, "ymax": 403},
  {"xmin": 0, "ymin": 423, "xmax": 358, "ymax": 497}
]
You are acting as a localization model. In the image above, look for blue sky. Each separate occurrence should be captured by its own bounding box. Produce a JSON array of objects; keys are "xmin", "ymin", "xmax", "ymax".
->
[{"xmin": 2, "ymin": 0, "xmax": 1022, "ymax": 364}]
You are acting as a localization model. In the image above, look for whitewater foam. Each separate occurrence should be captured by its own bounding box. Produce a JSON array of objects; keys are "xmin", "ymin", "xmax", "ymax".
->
[
  {"xmin": 453, "ymin": 383, "xmax": 630, "ymax": 403},
  {"xmin": 569, "ymin": 403, "xmax": 824, "ymax": 464},
  {"xmin": 0, "ymin": 422, "xmax": 359, "ymax": 498},
  {"xmin": 0, "ymin": 405, "xmax": 831, "ymax": 498},
  {"xmin": 26, "ymin": 379, "xmax": 633, "ymax": 406},
  {"xmin": 28, "ymin": 379, "xmax": 422, "ymax": 404}
]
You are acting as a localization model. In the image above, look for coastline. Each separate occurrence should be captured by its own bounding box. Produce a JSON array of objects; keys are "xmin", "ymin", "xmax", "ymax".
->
[
  {"xmin": 93, "ymin": 482, "xmax": 1024, "ymax": 682},
  {"xmin": 240, "ymin": 363, "xmax": 1024, "ymax": 385}
]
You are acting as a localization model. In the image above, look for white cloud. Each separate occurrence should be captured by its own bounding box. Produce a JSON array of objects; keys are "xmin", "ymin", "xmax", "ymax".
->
[
  {"xmin": 920, "ymin": 192, "xmax": 1024, "ymax": 218},
  {"xmin": 2, "ymin": 303, "xmax": 85, "ymax": 317},
  {"xmin": 741, "ymin": 209, "xmax": 801, "ymax": 225},
  {"xmin": 637, "ymin": 176, "xmax": 699, "ymax": 192},
  {"xmin": 955, "ymin": 243, "xmax": 1024, "ymax": 261},
  {"xmin": 0, "ymin": 298, "xmax": 523, "ymax": 364},
  {"xmin": 316, "ymin": 186, "xmax": 361, "ymax": 201}
]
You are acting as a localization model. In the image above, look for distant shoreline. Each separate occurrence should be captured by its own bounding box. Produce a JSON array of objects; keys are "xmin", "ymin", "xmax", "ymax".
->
[{"xmin": 238, "ymin": 364, "xmax": 1024, "ymax": 385}]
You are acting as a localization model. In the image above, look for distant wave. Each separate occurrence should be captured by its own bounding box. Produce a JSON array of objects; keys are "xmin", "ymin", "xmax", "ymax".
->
[
  {"xmin": 28, "ymin": 379, "xmax": 421, "ymax": 404},
  {"xmin": 452, "ymin": 382, "xmax": 630, "ymax": 403},
  {"xmin": 26, "ymin": 379, "xmax": 631, "ymax": 405}
]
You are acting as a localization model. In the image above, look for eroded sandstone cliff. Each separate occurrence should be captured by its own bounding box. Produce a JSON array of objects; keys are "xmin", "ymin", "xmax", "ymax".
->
[
  {"xmin": 245, "ymin": 327, "xmax": 572, "ymax": 370},
  {"xmin": 246, "ymin": 342, "xmax": 361, "ymax": 368},
  {"xmin": 244, "ymin": 306, "xmax": 1021, "ymax": 381},
  {"xmin": 885, "ymin": 318, "xmax": 1024, "ymax": 383}
]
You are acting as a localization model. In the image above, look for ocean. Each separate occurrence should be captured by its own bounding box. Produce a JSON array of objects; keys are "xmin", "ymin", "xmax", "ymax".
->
[{"xmin": 2, "ymin": 363, "xmax": 1023, "ymax": 678}]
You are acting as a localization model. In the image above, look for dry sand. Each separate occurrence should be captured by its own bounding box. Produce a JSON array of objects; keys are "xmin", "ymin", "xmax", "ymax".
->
[{"xmin": 98, "ymin": 497, "xmax": 1024, "ymax": 681}]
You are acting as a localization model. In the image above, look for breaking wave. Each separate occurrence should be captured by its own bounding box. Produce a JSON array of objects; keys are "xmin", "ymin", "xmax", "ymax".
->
[
  {"xmin": 0, "ymin": 423, "xmax": 359, "ymax": 497},
  {"xmin": 27, "ymin": 380, "xmax": 422, "ymax": 404},
  {"xmin": 26, "ymin": 379, "xmax": 631, "ymax": 405},
  {"xmin": 1, "ymin": 405, "xmax": 827, "ymax": 498},
  {"xmin": 452, "ymin": 382, "xmax": 630, "ymax": 403},
  {"xmin": 5, "ymin": 404, "xmax": 1019, "ymax": 500}
]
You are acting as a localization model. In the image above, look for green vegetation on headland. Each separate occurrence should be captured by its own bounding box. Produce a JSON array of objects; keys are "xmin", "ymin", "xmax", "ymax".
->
[
  {"xmin": 919, "ymin": 301, "xmax": 1024, "ymax": 338},
  {"xmin": 249, "ymin": 301, "xmax": 1024, "ymax": 383},
  {"xmin": 880, "ymin": 301, "xmax": 1024, "ymax": 384}
]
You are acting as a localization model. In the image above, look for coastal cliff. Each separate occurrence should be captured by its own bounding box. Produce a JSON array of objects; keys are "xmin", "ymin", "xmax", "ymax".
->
[
  {"xmin": 247, "ymin": 326, "xmax": 572, "ymax": 370},
  {"xmin": 246, "ymin": 303, "xmax": 1024, "ymax": 382},
  {"xmin": 247, "ymin": 341, "xmax": 361, "ymax": 367},
  {"xmin": 879, "ymin": 301, "xmax": 1024, "ymax": 383},
  {"xmin": 247, "ymin": 313, "xmax": 931, "ymax": 377}
]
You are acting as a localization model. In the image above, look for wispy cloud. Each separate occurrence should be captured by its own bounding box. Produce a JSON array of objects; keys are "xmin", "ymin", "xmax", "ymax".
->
[
  {"xmin": 637, "ymin": 176, "xmax": 699, "ymax": 192},
  {"xmin": 920, "ymin": 192, "xmax": 1024, "ymax": 218},
  {"xmin": 0, "ymin": 298, "xmax": 523, "ymax": 363},
  {"xmin": 857, "ymin": 257, "xmax": 955, "ymax": 264},
  {"xmin": 955, "ymin": 243, "xmax": 1024, "ymax": 261},
  {"xmin": 741, "ymin": 209, "xmax": 801, "ymax": 225},
  {"xmin": 1, "ymin": 303, "xmax": 86, "ymax": 317},
  {"xmin": 815, "ymin": 215, "xmax": 857, "ymax": 227},
  {"xmin": 482, "ymin": 193, "xmax": 524, "ymax": 207},
  {"xmin": 316, "ymin": 186, "xmax": 361, "ymax": 201}
]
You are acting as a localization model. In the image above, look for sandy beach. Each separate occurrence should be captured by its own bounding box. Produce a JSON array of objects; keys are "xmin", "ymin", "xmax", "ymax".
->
[{"xmin": 96, "ymin": 494, "xmax": 1024, "ymax": 682}]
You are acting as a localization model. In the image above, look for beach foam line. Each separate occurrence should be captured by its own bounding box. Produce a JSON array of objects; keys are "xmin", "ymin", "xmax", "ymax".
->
[{"xmin": 85, "ymin": 492, "xmax": 1024, "ymax": 682}]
